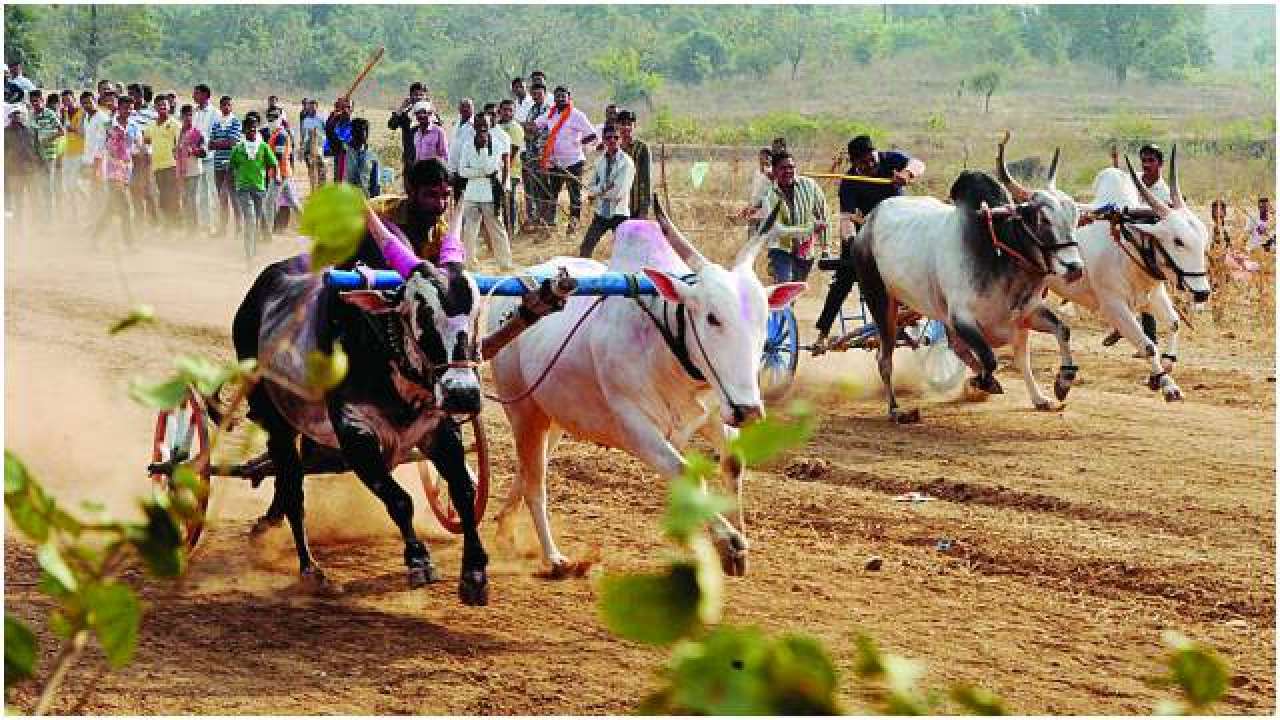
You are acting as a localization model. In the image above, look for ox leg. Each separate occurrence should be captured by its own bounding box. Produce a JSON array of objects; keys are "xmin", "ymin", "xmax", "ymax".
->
[
  {"xmin": 1026, "ymin": 305, "xmax": 1077, "ymax": 402},
  {"xmin": 428, "ymin": 419, "xmax": 489, "ymax": 605},
  {"xmin": 695, "ymin": 419, "xmax": 749, "ymax": 577},
  {"xmin": 952, "ymin": 317, "xmax": 1003, "ymax": 395},
  {"xmin": 1150, "ymin": 286, "xmax": 1184, "ymax": 401},
  {"xmin": 1012, "ymin": 326, "xmax": 1055, "ymax": 411},
  {"xmin": 331, "ymin": 412, "xmax": 441, "ymax": 592},
  {"xmin": 264, "ymin": 430, "xmax": 326, "ymax": 586},
  {"xmin": 506, "ymin": 411, "xmax": 572, "ymax": 574},
  {"xmin": 1099, "ymin": 299, "xmax": 1178, "ymax": 400}
]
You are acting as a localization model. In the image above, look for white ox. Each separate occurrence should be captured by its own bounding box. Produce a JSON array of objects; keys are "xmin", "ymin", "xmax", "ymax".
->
[
  {"xmin": 1047, "ymin": 146, "xmax": 1211, "ymax": 401},
  {"xmin": 487, "ymin": 201, "xmax": 805, "ymax": 577}
]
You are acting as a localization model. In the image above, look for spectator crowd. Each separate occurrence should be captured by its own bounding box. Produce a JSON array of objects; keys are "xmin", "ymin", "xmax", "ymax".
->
[{"xmin": 3, "ymin": 61, "xmax": 657, "ymax": 270}]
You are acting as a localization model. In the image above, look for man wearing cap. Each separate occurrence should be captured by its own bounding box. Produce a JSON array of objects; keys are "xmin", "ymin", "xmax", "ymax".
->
[
  {"xmin": 534, "ymin": 85, "xmax": 596, "ymax": 235},
  {"xmin": 388, "ymin": 82, "xmax": 429, "ymax": 183},
  {"xmin": 812, "ymin": 134, "xmax": 924, "ymax": 354}
]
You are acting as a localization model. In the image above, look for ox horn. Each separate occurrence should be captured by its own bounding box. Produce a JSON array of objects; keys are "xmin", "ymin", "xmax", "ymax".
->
[
  {"xmin": 653, "ymin": 193, "xmax": 708, "ymax": 272},
  {"xmin": 1168, "ymin": 144, "xmax": 1184, "ymax": 210},
  {"xmin": 1046, "ymin": 147, "xmax": 1061, "ymax": 190},
  {"xmin": 996, "ymin": 130, "xmax": 1030, "ymax": 203},
  {"xmin": 733, "ymin": 201, "xmax": 783, "ymax": 270},
  {"xmin": 1124, "ymin": 154, "xmax": 1170, "ymax": 219}
]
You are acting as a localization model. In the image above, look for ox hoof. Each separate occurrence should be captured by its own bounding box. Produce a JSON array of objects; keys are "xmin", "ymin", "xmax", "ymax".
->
[
  {"xmin": 1163, "ymin": 386, "xmax": 1184, "ymax": 402},
  {"xmin": 722, "ymin": 551, "xmax": 749, "ymax": 578},
  {"xmin": 969, "ymin": 375, "xmax": 1003, "ymax": 395},
  {"xmin": 890, "ymin": 408, "xmax": 921, "ymax": 424},
  {"xmin": 299, "ymin": 567, "xmax": 338, "ymax": 594},
  {"xmin": 458, "ymin": 569, "xmax": 489, "ymax": 606},
  {"xmin": 1054, "ymin": 365, "xmax": 1078, "ymax": 401},
  {"xmin": 714, "ymin": 533, "xmax": 750, "ymax": 578},
  {"xmin": 407, "ymin": 561, "xmax": 442, "ymax": 589},
  {"xmin": 249, "ymin": 514, "xmax": 283, "ymax": 540}
]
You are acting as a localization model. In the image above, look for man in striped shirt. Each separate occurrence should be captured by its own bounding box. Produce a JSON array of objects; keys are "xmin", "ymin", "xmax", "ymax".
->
[
  {"xmin": 752, "ymin": 150, "xmax": 829, "ymax": 283},
  {"xmin": 208, "ymin": 95, "xmax": 242, "ymax": 235}
]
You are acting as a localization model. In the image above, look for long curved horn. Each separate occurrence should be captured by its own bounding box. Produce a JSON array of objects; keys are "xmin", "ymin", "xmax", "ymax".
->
[
  {"xmin": 1124, "ymin": 154, "xmax": 1170, "ymax": 219},
  {"xmin": 996, "ymin": 130, "xmax": 1030, "ymax": 203},
  {"xmin": 1168, "ymin": 144, "xmax": 1184, "ymax": 209},
  {"xmin": 1046, "ymin": 147, "xmax": 1061, "ymax": 190},
  {"xmin": 733, "ymin": 201, "xmax": 783, "ymax": 270},
  {"xmin": 653, "ymin": 193, "xmax": 707, "ymax": 272}
]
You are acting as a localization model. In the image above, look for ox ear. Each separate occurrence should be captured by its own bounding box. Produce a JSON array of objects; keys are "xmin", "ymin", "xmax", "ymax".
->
[
  {"xmin": 765, "ymin": 282, "xmax": 807, "ymax": 311},
  {"xmin": 642, "ymin": 267, "xmax": 689, "ymax": 304},
  {"xmin": 339, "ymin": 290, "xmax": 398, "ymax": 315}
]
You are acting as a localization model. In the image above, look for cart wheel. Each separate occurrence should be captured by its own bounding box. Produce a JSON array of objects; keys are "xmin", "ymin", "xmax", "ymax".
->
[
  {"xmin": 417, "ymin": 415, "xmax": 490, "ymax": 534},
  {"xmin": 150, "ymin": 387, "xmax": 212, "ymax": 550},
  {"xmin": 760, "ymin": 305, "xmax": 800, "ymax": 402},
  {"xmin": 921, "ymin": 322, "xmax": 968, "ymax": 394}
]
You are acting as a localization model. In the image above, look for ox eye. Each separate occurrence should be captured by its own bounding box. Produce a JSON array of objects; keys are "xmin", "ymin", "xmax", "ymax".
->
[
  {"xmin": 707, "ymin": 313, "xmax": 722, "ymax": 327},
  {"xmin": 1173, "ymin": 237, "xmax": 1185, "ymax": 247}
]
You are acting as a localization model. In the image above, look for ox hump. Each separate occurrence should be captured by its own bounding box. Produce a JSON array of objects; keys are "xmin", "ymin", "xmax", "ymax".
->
[{"xmin": 607, "ymin": 220, "xmax": 688, "ymax": 275}]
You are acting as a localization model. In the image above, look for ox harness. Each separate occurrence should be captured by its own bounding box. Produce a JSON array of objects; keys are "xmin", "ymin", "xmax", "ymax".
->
[
  {"xmin": 1105, "ymin": 215, "xmax": 1208, "ymax": 294},
  {"xmin": 981, "ymin": 204, "xmax": 1077, "ymax": 279}
]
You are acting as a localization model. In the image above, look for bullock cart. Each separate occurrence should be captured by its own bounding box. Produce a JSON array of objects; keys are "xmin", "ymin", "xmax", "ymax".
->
[
  {"xmin": 146, "ymin": 270, "xmax": 671, "ymax": 550},
  {"xmin": 759, "ymin": 257, "xmax": 968, "ymax": 400}
]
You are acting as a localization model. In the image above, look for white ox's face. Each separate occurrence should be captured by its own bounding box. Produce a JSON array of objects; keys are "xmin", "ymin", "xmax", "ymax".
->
[
  {"xmin": 1141, "ymin": 210, "xmax": 1212, "ymax": 301},
  {"xmin": 402, "ymin": 269, "xmax": 482, "ymax": 414},
  {"xmin": 1029, "ymin": 189, "xmax": 1086, "ymax": 282},
  {"xmin": 644, "ymin": 264, "xmax": 805, "ymax": 428}
]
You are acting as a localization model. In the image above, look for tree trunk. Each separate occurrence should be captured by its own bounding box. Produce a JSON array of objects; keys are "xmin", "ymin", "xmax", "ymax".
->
[
  {"xmin": 84, "ymin": 6, "xmax": 103, "ymax": 82},
  {"xmin": 984, "ymin": 89, "xmax": 993, "ymax": 112},
  {"xmin": 1115, "ymin": 63, "xmax": 1127, "ymax": 85},
  {"xmin": 789, "ymin": 51, "xmax": 802, "ymax": 81}
]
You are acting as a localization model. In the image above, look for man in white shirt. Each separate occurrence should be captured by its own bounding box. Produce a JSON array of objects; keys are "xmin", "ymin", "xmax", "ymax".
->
[
  {"xmin": 456, "ymin": 113, "xmax": 513, "ymax": 271},
  {"xmin": 8, "ymin": 61, "xmax": 35, "ymax": 93},
  {"xmin": 446, "ymin": 97, "xmax": 475, "ymax": 201},
  {"xmin": 579, "ymin": 124, "xmax": 634, "ymax": 258},
  {"xmin": 191, "ymin": 83, "xmax": 219, "ymax": 234},
  {"xmin": 510, "ymin": 77, "xmax": 534, "ymax": 124},
  {"xmin": 533, "ymin": 85, "xmax": 597, "ymax": 236}
]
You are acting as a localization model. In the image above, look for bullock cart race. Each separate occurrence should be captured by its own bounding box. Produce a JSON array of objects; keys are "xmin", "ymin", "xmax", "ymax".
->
[{"xmin": 4, "ymin": 4, "xmax": 1276, "ymax": 716}]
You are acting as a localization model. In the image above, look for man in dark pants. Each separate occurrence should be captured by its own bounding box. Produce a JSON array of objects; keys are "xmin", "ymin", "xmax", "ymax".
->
[
  {"xmin": 387, "ymin": 81, "xmax": 428, "ymax": 185},
  {"xmin": 534, "ymin": 86, "xmax": 596, "ymax": 236},
  {"xmin": 812, "ymin": 135, "xmax": 925, "ymax": 355}
]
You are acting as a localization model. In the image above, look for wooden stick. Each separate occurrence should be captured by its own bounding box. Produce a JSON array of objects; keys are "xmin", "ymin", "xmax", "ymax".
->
[
  {"xmin": 803, "ymin": 172, "xmax": 894, "ymax": 185},
  {"xmin": 342, "ymin": 46, "xmax": 385, "ymax": 102},
  {"xmin": 660, "ymin": 143, "xmax": 673, "ymax": 221}
]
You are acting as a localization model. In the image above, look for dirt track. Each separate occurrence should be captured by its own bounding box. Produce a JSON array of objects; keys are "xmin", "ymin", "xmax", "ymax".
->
[{"xmin": 4, "ymin": 220, "xmax": 1275, "ymax": 715}]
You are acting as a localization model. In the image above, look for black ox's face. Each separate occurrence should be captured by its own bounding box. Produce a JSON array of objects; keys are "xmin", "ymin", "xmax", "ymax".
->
[{"xmin": 341, "ymin": 266, "xmax": 481, "ymax": 415}]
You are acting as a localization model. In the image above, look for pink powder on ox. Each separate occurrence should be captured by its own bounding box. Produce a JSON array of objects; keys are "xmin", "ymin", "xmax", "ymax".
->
[{"xmin": 736, "ymin": 274, "xmax": 756, "ymax": 324}]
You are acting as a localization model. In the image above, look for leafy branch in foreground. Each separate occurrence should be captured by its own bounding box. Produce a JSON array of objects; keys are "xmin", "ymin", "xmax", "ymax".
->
[{"xmin": 594, "ymin": 407, "xmax": 1232, "ymax": 715}]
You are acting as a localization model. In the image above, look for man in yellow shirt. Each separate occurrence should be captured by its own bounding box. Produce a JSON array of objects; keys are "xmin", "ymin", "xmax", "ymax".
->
[
  {"xmin": 497, "ymin": 98, "xmax": 525, "ymax": 236},
  {"xmin": 143, "ymin": 96, "xmax": 181, "ymax": 226}
]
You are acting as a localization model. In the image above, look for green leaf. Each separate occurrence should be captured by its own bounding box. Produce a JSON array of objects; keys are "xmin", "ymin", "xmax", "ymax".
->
[
  {"xmin": 668, "ymin": 626, "xmax": 774, "ymax": 715},
  {"xmin": 304, "ymin": 344, "xmax": 349, "ymax": 392},
  {"xmin": 1162, "ymin": 631, "xmax": 1229, "ymax": 710},
  {"xmin": 5, "ymin": 451, "xmax": 29, "ymax": 495},
  {"xmin": 174, "ymin": 354, "xmax": 238, "ymax": 396},
  {"xmin": 951, "ymin": 684, "xmax": 1007, "ymax": 715},
  {"xmin": 662, "ymin": 472, "xmax": 735, "ymax": 544},
  {"xmin": 130, "ymin": 499, "xmax": 185, "ymax": 578},
  {"xmin": 83, "ymin": 583, "xmax": 141, "ymax": 669},
  {"xmin": 107, "ymin": 304, "xmax": 155, "ymax": 335},
  {"xmin": 38, "ymin": 569, "xmax": 75, "ymax": 599},
  {"xmin": 689, "ymin": 535, "xmax": 724, "ymax": 625},
  {"xmin": 37, "ymin": 542, "xmax": 78, "ymax": 593},
  {"xmin": 853, "ymin": 632, "xmax": 886, "ymax": 678},
  {"xmin": 48, "ymin": 609, "xmax": 75, "ymax": 640},
  {"xmin": 79, "ymin": 499, "xmax": 107, "ymax": 514},
  {"xmin": 128, "ymin": 376, "xmax": 190, "ymax": 410},
  {"xmin": 728, "ymin": 408, "xmax": 815, "ymax": 466},
  {"xmin": 302, "ymin": 183, "xmax": 368, "ymax": 271},
  {"xmin": 764, "ymin": 634, "xmax": 841, "ymax": 714},
  {"xmin": 689, "ymin": 161, "xmax": 710, "ymax": 189},
  {"xmin": 598, "ymin": 563, "xmax": 701, "ymax": 646},
  {"xmin": 4, "ymin": 615, "xmax": 37, "ymax": 689}
]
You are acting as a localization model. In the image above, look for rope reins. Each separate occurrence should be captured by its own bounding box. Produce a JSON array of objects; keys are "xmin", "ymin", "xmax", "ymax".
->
[{"xmin": 981, "ymin": 205, "xmax": 1049, "ymax": 276}]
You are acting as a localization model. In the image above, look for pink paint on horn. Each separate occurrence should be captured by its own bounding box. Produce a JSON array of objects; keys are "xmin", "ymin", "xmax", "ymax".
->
[{"xmin": 382, "ymin": 232, "xmax": 424, "ymax": 279}]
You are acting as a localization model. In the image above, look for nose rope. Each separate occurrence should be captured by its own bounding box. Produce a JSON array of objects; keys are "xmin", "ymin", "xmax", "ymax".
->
[{"xmin": 685, "ymin": 306, "xmax": 752, "ymax": 425}]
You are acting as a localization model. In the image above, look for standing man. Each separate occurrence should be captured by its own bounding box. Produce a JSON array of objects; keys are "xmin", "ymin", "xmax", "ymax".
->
[
  {"xmin": 228, "ymin": 112, "xmax": 277, "ymax": 260},
  {"xmin": 264, "ymin": 106, "xmax": 301, "ymax": 231},
  {"xmin": 7, "ymin": 60, "xmax": 35, "ymax": 95},
  {"xmin": 388, "ymin": 82, "xmax": 428, "ymax": 183},
  {"xmin": 579, "ymin": 124, "xmax": 635, "ymax": 258},
  {"xmin": 28, "ymin": 89, "xmax": 64, "ymax": 217},
  {"xmin": 457, "ymin": 113, "xmax": 513, "ymax": 271},
  {"xmin": 534, "ymin": 85, "xmax": 597, "ymax": 236},
  {"xmin": 510, "ymin": 77, "xmax": 534, "ymax": 123},
  {"xmin": 143, "ymin": 96, "xmax": 181, "ymax": 227},
  {"xmin": 299, "ymin": 97, "xmax": 327, "ymax": 190},
  {"xmin": 208, "ymin": 95, "xmax": 243, "ymax": 236},
  {"xmin": 615, "ymin": 110, "xmax": 651, "ymax": 219},
  {"xmin": 324, "ymin": 97, "xmax": 354, "ymax": 185},
  {"xmin": 175, "ymin": 103, "xmax": 206, "ymax": 227},
  {"xmin": 497, "ymin": 99, "xmax": 525, "ymax": 235},
  {"xmin": 5, "ymin": 106, "xmax": 40, "ymax": 234},
  {"xmin": 812, "ymin": 135, "xmax": 924, "ymax": 354},
  {"xmin": 752, "ymin": 150, "xmax": 829, "ymax": 284},
  {"xmin": 102, "ymin": 95, "xmax": 143, "ymax": 247},
  {"xmin": 191, "ymin": 84, "xmax": 218, "ymax": 235},
  {"xmin": 446, "ymin": 97, "xmax": 476, "ymax": 201},
  {"xmin": 59, "ymin": 90, "xmax": 88, "ymax": 217},
  {"xmin": 520, "ymin": 81, "xmax": 551, "ymax": 228},
  {"xmin": 411, "ymin": 101, "xmax": 448, "ymax": 164}
]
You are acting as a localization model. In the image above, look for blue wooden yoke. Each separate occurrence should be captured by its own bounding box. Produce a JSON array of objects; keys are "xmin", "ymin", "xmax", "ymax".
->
[{"xmin": 324, "ymin": 269, "xmax": 658, "ymax": 297}]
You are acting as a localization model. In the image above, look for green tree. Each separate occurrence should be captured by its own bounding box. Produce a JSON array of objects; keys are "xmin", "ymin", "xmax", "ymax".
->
[
  {"xmin": 1048, "ymin": 5, "xmax": 1211, "ymax": 85},
  {"xmin": 589, "ymin": 48, "xmax": 663, "ymax": 109},
  {"xmin": 64, "ymin": 5, "xmax": 160, "ymax": 83},
  {"xmin": 667, "ymin": 30, "xmax": 729, "ymax": 85},
  {"xmin": 968, "ymin": 67, "xmax": 1003, "ymax": 112},
  {"xmin": 3, "ymin": 6, "xmax": 44, "ymax": 76}
]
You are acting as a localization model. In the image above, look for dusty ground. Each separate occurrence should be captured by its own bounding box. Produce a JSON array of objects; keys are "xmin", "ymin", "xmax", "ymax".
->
[{"xmin": 4, "ymin": 210, "xmax": 1275, "ymax": 715}]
